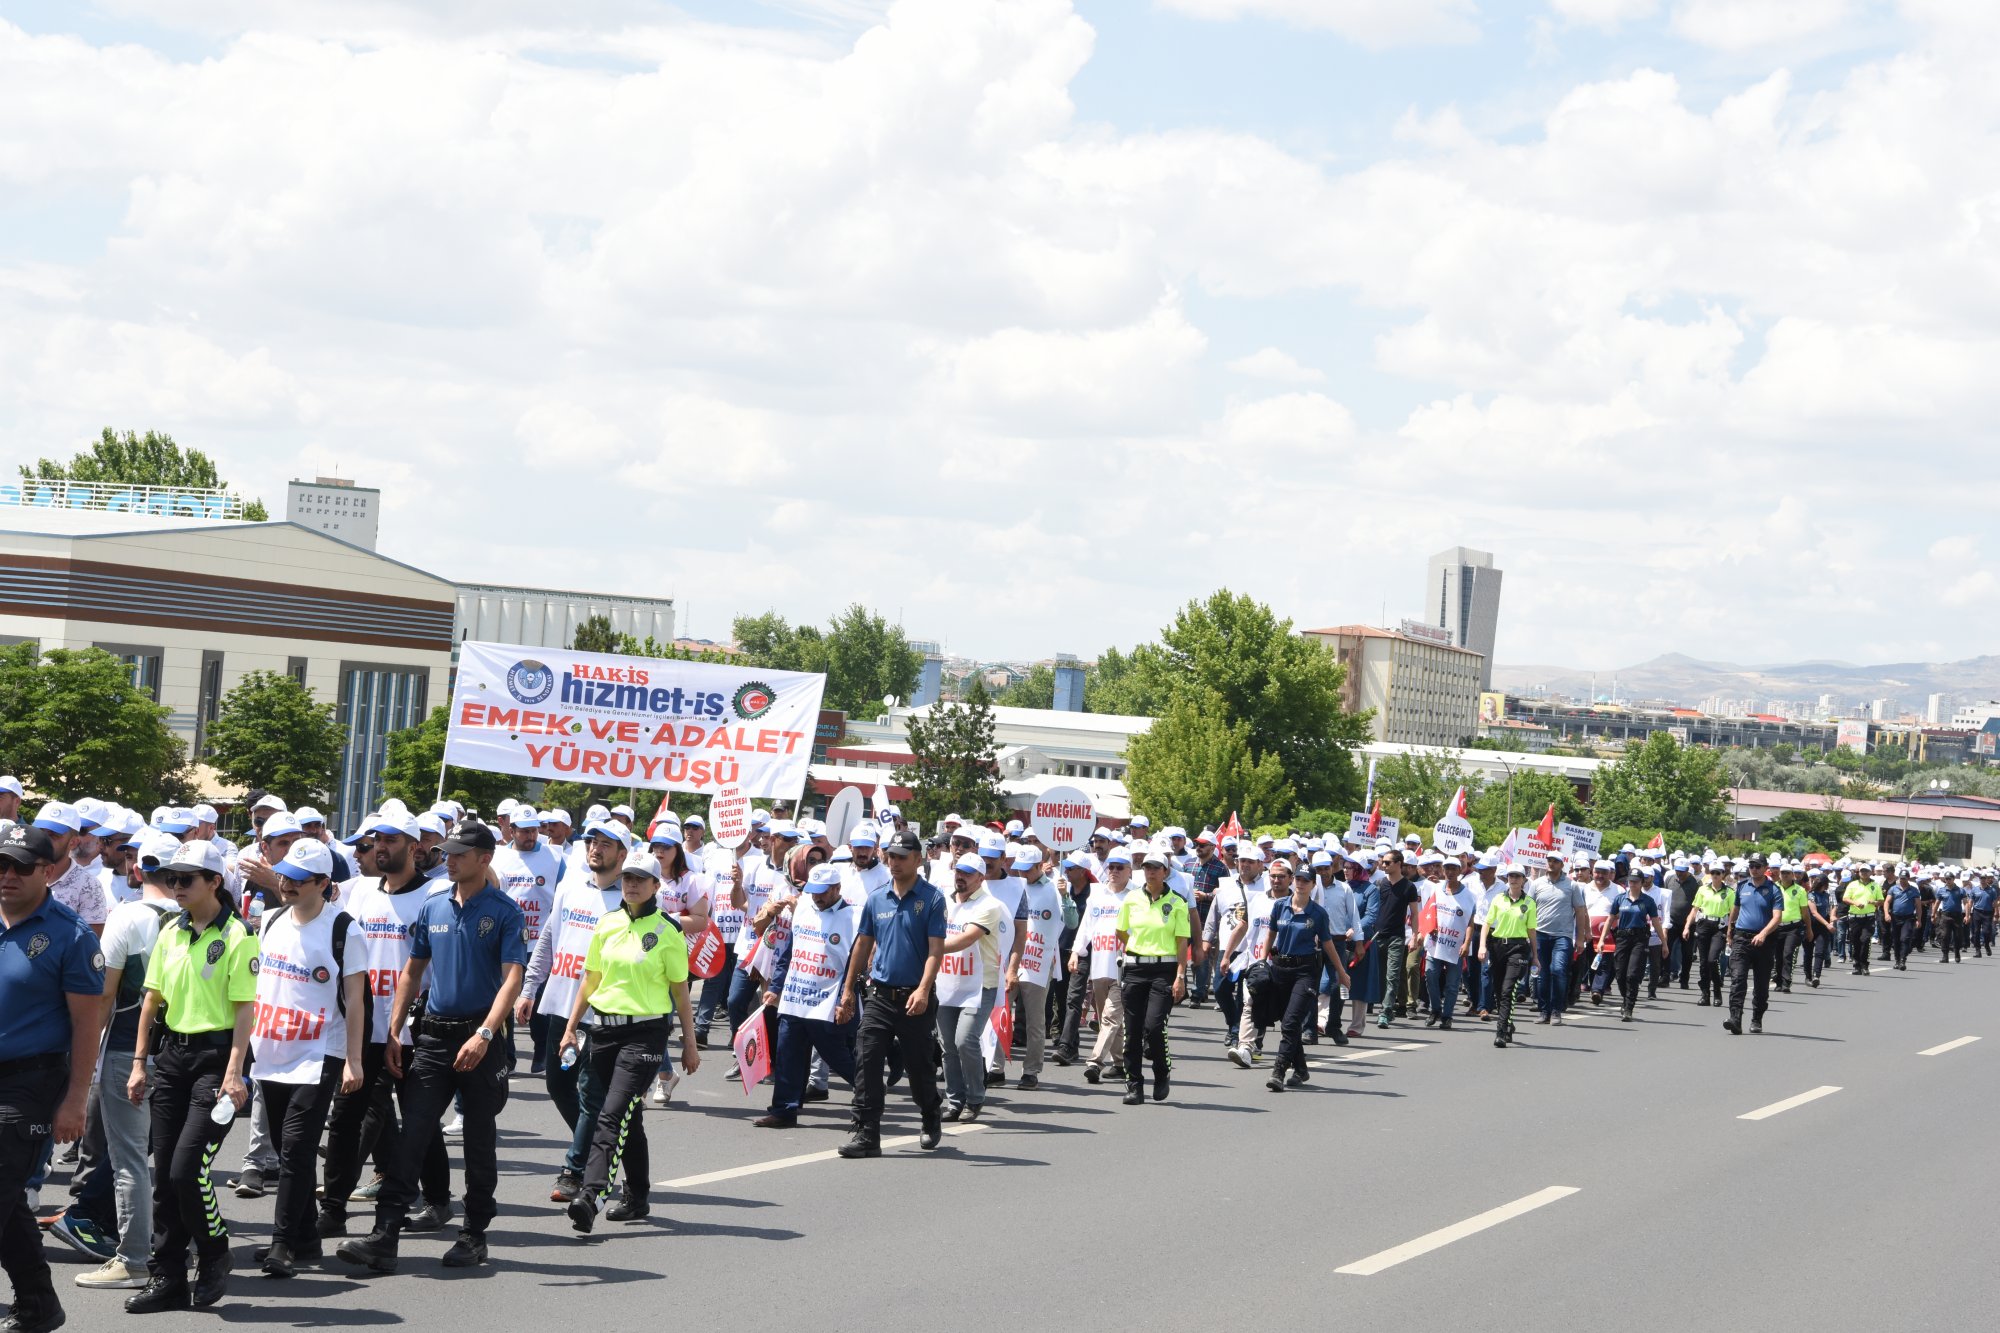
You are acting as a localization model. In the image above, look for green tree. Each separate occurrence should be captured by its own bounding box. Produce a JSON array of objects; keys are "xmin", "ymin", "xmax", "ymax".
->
[
  {"xmin": 380, "ymin": 706, "xmax": 524, "ymax": 817},
  {"xmin": 0, "ymin": 643, "xmax": 192, "ymax": 806},
  {"xmin": 21, "ymin": 427, "xmax": 269, "ymax": 519},
  {"xmin": 1588, "ymin": 732, "xmax": 1730, "ymax": 835},
  {"xmin": 1375, "ymin": 751, "xmax": 1481, "ymax": 827},
  {"xmin": 204, "ymin": 670, "xmax": 345, "ymax": 805},
  {"xmin": 733, "ymin": 604, "xmax": 921, "ymax": 716},
  {"xmin": 1758, "ymin": 809, "xmax": 1862, "ymax": 855},
  {"xmin": 1127, "ymin": 591, "xmax": 1368, "ymax": 811},
  {"xmin": 995, "ymin": 664, "xmax": 1056, "ymax": 709},
  {"xmin": 569, "ymin": 615, "xmax": 620, "ymax": 654},
  {"xmin": 1904, "ymin": 829, "xmax": 1948, "ymax": 863},
  {"xmin": 894, "ymin": 678, "xmax": 1009, "ymax": 828},
  {"xmin": 1124, "ymin": 692, "xmax": 1294, "ymax": 831},
  {"xmin": 1469, "ymin": 769, "xmax": 1584, "ymax": 841}
]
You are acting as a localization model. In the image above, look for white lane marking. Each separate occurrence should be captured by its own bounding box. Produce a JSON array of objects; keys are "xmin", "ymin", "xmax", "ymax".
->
[
  {"xmin": 657, "ymin": 1124, "xmax": 985, "ymax": 1188},
  {"xmin": 1738, "ymin": 1085, "xmax": 1842, "ymax": 1121},
  {"xmin": 1327, "ymin": 1042, "xmax": 1426, "ymax": 1064},
  {"xmin": 1336, "ymin": 1186, "xmax": 1579, "ymax": 1276},
  {"xmin": 1919, "ymin": 1035, "xmax": 1980, "ymax": 1056}
]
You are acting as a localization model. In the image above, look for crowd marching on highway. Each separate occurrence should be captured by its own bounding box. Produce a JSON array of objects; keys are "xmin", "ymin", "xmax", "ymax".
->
[{"xmin": 1, "ymin": 773, "xmax": 1995, "ymax": 1330}]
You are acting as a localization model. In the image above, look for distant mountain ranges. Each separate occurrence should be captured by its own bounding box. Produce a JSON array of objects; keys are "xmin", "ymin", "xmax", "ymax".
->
[{"xmin": 1491, "ymin": 652, "xmax": 2000, "ymax": 713}]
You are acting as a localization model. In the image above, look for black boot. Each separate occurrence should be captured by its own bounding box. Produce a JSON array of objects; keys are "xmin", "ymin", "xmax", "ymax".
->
[
  {"xmin": 440, "ymin": 1231, "xmax": 488, "ymax": 1268},
  {"xmin": 837, "ymin": 1129, "xmax": 882, "ymax": 1159},
  {"xmin": 190, "ymin": 1251, "xmax": 231, "ymax": 1308},
  {"xmin": 1122, "ymin": 1082, "xmax": 1145, "ymax": 1105},
  {"xmin": 124, "ymin": 1275, "xmax": 191, "ymax": 1314},
  {"xmin": 335, "ymin": 1225, "xmax": 401, "ymax": 1274},
  {"xmin": 1152, "ymin": 1070, "xmax": 1170, "ymax": 1102},
  {"xmin": 0, "ymin": 1291, "xmax": 65, "ymax": 1333},
  {"xmin": 260, "ymin": 1241, "xmax": 296, "ymax": 1279},
  {"xmin": 605, "ymin": 1192, "xmax": 649, "ymax": 1223}
]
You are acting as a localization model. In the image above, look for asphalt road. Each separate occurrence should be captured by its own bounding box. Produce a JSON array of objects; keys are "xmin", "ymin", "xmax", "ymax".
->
[{"xmin": 35, "ymin": 943, "xmax": 1999, "ymax": 1331}]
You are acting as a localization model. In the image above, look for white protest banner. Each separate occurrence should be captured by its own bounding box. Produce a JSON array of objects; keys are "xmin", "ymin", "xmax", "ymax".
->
[
  {"xmin": 446, "ymin": 641, "xmax": 826, "ymax": 799},
  {"xmin": 1030, "ymin": 785, "xmax": 1096, "ymax": 852},
  {"xmin": 1432, "ymin": 814, "xmax": 1475, "ymax": 856},
  {"xmin": 1348, "ymin": 811, "xmax": 1401, "ymax": 844},
  {"xmin": 708, "ymin": 785, "xmax": 751, "ymax": 847},
  {"xmin": 1514, "ymin": 827, "xmax": 1550, "ymax": 871},
  {"xmin": 1556, "ymin": 822, "xmax": 1602, "ymax": 861}
]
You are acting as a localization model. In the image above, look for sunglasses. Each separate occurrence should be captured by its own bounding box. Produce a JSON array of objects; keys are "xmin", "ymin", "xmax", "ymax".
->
[
  {"xmin": 162, "ymin": 871, "xmax": 201, "ymax": 889},
  {"xmin": 355, "ymin": 842, "xmax": 376, "ymax": 854}
]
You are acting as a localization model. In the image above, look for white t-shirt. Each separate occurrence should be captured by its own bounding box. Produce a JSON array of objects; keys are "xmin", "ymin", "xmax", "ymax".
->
[
  {"xmin": 253, "ymin": 906, "xmax": 367, "ymax": 1083},
  {"xmin": 1078, "ymin": 887, "xmax": 1129, "ymax": 982},
  {"xmin": 985, "ymin": 874, "xmax": 1026, "ymax": 983},
  {"xmin": 531, "ymin": 878, "xmax": 625, "ymax": 1021},
  {"xmin": 656, "ymin": 871, "xmax": 711, "ymax": 930},
  {"xmin": 1424, "ymin": 887, "xmax": 1478, "ymax": 964},
  {"xmin": 1017, "ymin": 878, "xmax": 1065, "ymax": 988},
  {"xmin": 736, "ymin": 865, "xmax": 787, "ymax": 957},
  {"xmin": 492, "ymin": 840, "xmax": 562, "ymax": 944},
  {"xmin": 936, "ymin": 891, "xmax": 999, "ymax": 1006},
  {"xmin": 342, "ymin": 878, "xmax": 437, "ymax": 1042},
  {"xmin": 100, "ymin": 865, "xmax": 138, "ymax": 907},
  {"xmin": 1239, "ymin": 891, "xmax": 1280, "ymax": 967},
  {"xmin": 840, "ymin": 860, "xmax": 890, "ymax": 909},
  {"xmin": 778, "ymin": 896, "xmax": 858, "ymax": 1022}
]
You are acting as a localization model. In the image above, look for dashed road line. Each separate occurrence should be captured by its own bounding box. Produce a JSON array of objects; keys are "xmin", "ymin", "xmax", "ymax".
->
[
  {"xmin": 1336, "ymin": 1186, "xmax": 1580, "ymax": 1276},
  {"xmin": 1738, "ymin": 1086, "xmax": 1841, "ymax": 1121}
]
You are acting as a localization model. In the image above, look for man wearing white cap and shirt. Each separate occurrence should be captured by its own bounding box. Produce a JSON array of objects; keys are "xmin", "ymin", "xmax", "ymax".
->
[
  {"xmin": 492, "ymin": 809, "xmax": 560, "ymax": 1074},
  {"xmin": 1011, "ymin": 845, "xmax": 1066, "ymax": 1089},
  {"xmin": 35, "ymin": 801, "xmax": 108, "ymax": 934},
  {"xmin": 317, "ymin": 812, "xmax": 454, "ymax": 1241},
  {"xmin": 977, "ymin": 830, "xmax": 1030, "ymax": 1088},
  {"xmin": 841, "ymin": 823, "xmax": 890, "ymax": 907},
  {"xmin": 0, "ymin": 774, "xmax": 22, "ymax": 824},
  {"xmin": 1067, "ymin": 847, "xmax": 1132, "ymax": 1084}
]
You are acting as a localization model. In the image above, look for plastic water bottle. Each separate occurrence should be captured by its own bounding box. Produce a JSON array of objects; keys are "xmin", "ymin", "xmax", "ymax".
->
[
  {"xmin": 210, "ymin": 1096, "xmax": 236, "ymax": 1127},
  {"xmin": 560, "ymin": 1046, "xmax": 578, "ymax": 1071}
]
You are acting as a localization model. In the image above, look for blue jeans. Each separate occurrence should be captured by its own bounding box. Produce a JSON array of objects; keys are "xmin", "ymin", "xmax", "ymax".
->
[
  {"xmin": 935, "ymin": 987, "xmax": 997, "ymax": 1109},
  {"xmin": 694, "ymin": 968, "xmax": 732, "ymax": 1036},
  {"xmin": 726, "ymin": 967, "xmax": 761, "ymax": 1036},
  {"xmin": 771, "ymin": 1015, "xmax": 858, "ymax": 1115},
  {"xmin": 1535, "ymin": 932, "xmax": 1574, "ymax": 1017},
  {"xmin": 1425, "ymin": 957, "xmax": 1463, "ymax": 1017}
]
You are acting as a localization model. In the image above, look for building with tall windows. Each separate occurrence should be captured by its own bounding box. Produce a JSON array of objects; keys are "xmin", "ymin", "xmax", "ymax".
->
[
  {"xmin": 1424, "ymin": 546, "xmax": 1502, "ymax": 690},
  {"xmin": 0, "ymin": 492, "xmax": 454, "ymax": 831}
]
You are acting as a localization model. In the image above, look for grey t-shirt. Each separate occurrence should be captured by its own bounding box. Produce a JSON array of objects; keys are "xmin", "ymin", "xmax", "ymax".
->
[{"xmin": 1530, "ymin": 874, "xmax": 1585, "ymax": 939}]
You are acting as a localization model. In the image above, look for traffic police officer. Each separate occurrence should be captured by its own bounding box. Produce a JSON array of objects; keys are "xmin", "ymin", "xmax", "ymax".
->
[
  {"xmin": 1478, "ymin": 866, "xmax": 1536, "ymax": 1048},
  {"xmin": 1114, "ymin": 849, "xmax": 1192, "ymax": 1105},
  {"xmin": 337, "ymin": 820, "xmax": 524, "ymax": 1273},
  {"xmin": 836, "ymin": 828, "xmax": 946, "ymax": 1159},
  {"xmin": 124, "ymin": 842, "xmax": 257, "ymax": 1313},
  {"xmin": 557, "ymin": 847, "xmax": 697, "ymax": 1233},
  {"xmin": 0, "ymin": 824, "xmax": 106, "ymax": 1333}
]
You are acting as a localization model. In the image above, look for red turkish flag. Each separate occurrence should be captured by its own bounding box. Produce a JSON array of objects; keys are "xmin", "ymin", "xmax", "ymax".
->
[
  {"xmin": 1218, "ymin": 811, "xmax": 1245, "ymax": 841},
  {"xmin": 1366, "ymin": 800, "xmax": 1383, "ymax": 837},
  {"xmin": 990, "ymin": 995, "xmax": 1013, "ymax": 1053},
  {"xmin": 1448, "ymin": 786, "xmax": 1468, "ymax": 819},
  {"xmin": 732, "ymin": 1010, "xmax": 772, "ymax": 1095},
  {"xmin": 1645, "ymin": 833, "xmax": 1664, "ymax": 851},
  {"xmin": 647, "ymin": 795, "xmax": 675, "ymax": 841},
  {"xmin": 1534, "ymin": 803, "xmax": 1557, "ymax": 849}
]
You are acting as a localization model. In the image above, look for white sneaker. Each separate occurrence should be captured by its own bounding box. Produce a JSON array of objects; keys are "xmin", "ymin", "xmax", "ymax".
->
[
  {"xmin": 443, "ymin": 1113, "xmax": 465, "ymax": 1139},
  {"xmin": 649, "ymin": 1073, "xmax": 680, "ymax": 1106},
  {"xmin": 76, "ymin": 1257, "xmax": 148, "ymax": 1289},
  {"xmin": 1226, "ymin": 1045, "xmax": 1251, "ymax": 1069}
]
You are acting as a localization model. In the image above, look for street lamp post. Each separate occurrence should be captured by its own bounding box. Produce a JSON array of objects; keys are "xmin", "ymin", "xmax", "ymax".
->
[
  {"xmin": 1493, "ymin": 755, "xmax": 1517, "ymax": 829},
  {"xmin": 1899, "ymin": 778, "xmax": 1950, "ymax": 860}
]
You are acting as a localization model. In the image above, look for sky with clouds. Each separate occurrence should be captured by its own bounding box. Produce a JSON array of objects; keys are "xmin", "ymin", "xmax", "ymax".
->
[{"xmin": 4, "ymin": 0, "xmax": 1997, "ymax": 671}]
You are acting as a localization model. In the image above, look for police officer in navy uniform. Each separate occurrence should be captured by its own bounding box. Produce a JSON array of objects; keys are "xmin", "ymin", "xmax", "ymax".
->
[
  {"xmin": 337, "ymin": 820, "xmax": 524, "ymax": 1274},
  {"xmin": 835, "ymin": 828, "xmax": 946, "ymax": 1159},
  {"xmin": 0, "ymin": 824, "xmax": 107, "ymax": 1333}
]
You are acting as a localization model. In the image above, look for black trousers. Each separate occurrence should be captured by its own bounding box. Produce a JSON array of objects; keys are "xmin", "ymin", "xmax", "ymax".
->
[
  {"xmin": 1693, "ymin": 922, "xmax": 1726, "ymax": 998},
  {"xmin": 1937, "ymin": 914, "xmax": 1965, "ymax": 962},
  {"xmin": 1057, "ymin": 965, "xmax": 1091, "ymax": 1060},
  {"xmin": 1613, "ymin": 929, "xmax": 1650, "ymax": 1007},
  {"xmin": 1890, "ymin": 917, "xmax": 1917, "ymax": 965},
  {"xmin": 147, "ymin": 1040, "xmax": 235, "ymax": 1274},
  {"xmin": 260, "ymin": 1062, "xmax": 341, "ymax": 1248},
  {"xmin": 1119, "ymin": 962, "xmax": 1177, "ymax": 1088},
  {"xmin": 1974, "ymin": 911, "xmax": 1995, "ymax": 957},
  {"xmin": 1727, "ymin": 936, "xmax": 1775, "ymax": 1023},
  {"xmin": 322, "ymin": 1040, "xmax": 448, "ymax": 1217},
  {"xmin": 852, "ymin": 983, "xmax": 942, "ymax": 1138},
  {"xmin": 1845, "ymin": 917, "xmax": 1875, "ymax": 971},
  {"xmin": 1270, "ymin": 962, "xmax": 1316, "ymax": 1076},
  {"xmin": 0, "ymin": 1060, "xmax": 66, "ymax": 1308},
  {"xmin": 1774, "ymin": 922, "xmax": 1805, "ymax": 987},
  {"xmin": 1675, "ymin": 918, "xmax": 1697, "ymax": 985},
  {"xmin": 582, "ymin": 1020, "xmax": 668, "ymax": 1204},
  {"xmin": 376, "ymin": 1026, "xmax": 508, "ymax": 1236},
  {"xmin": 1488, "ymin": 938, "xmax": 1531, "ymax": 1038}
]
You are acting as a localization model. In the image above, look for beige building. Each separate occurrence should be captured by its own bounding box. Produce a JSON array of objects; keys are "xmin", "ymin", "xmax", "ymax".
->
[
  {"xmin": 0, "ymin": 504, "xmax": 455, "ymax": 829},
  {"xmin": 1301, "ymin": 624, "xmax": 1484, "ymax": 747}
]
